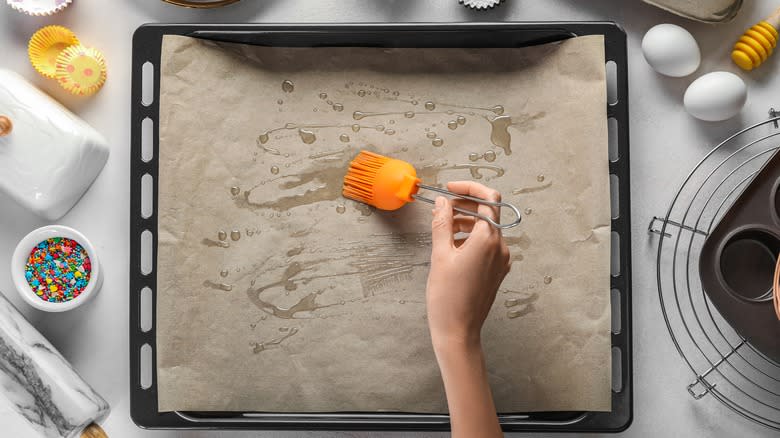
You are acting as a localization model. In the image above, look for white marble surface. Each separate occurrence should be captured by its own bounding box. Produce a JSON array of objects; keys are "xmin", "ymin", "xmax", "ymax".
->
[{"xmin": 0, "ymin": 0, "xmax": 779, "ymax": 437}]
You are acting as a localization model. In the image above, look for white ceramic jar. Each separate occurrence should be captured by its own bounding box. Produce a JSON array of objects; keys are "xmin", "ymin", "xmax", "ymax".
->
[{"xmin": 0, "ymin": 69, "xmax": 109, "ymax": 220}]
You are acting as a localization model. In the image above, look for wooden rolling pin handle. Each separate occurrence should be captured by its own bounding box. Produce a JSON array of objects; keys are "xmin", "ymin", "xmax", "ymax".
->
[
  {"xmin": 81, "ymin": 423, "xmax": 108, "ymax": 438},
  {"xmin": 767, "ymin": 6, "xmax": 780, "ymax": 29},
  {"xmin": 0, "ymin": 115, "xmax": 12, "ymax": 137}
]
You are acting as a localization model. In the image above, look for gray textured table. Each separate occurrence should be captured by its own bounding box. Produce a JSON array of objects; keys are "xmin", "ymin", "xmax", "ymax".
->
[{"xmin": 1, "ymin": 0, "xmax": 778, "ymax": 436}]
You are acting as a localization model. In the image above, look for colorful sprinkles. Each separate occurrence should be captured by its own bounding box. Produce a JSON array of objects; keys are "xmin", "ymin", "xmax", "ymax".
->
[{"xmin": 25, "ymin": 237, "xmax": 91, "ymax": 303}]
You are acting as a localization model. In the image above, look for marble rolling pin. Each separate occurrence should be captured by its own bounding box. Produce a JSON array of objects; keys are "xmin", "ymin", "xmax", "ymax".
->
[{"xmin": 0, "ymin": 291, "xmax": 109, "ymax": 438}]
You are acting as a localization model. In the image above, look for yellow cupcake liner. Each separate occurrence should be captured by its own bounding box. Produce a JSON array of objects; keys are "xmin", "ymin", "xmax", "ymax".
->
[
  {"xmin": 28, "ymin": 25, "xmax": 80, "ymax": 79},
  {"xmin": 55, "ymin": 45, "xmax": 107, "ymax": 96}
]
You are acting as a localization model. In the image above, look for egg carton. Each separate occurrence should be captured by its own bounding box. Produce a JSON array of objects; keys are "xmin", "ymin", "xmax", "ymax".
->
[{"xmin": 643, "ymin": 0, "xmax": 743, "ymax": 23}]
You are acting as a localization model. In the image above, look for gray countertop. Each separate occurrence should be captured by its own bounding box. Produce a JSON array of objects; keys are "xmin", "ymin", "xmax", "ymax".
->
[{"xmin": 1, "ymin": 0, "xmax": 778, "ymax": 436}]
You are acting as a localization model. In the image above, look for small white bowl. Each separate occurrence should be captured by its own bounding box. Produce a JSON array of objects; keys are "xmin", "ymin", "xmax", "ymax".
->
[{"xmin": 11, "ymin": 225, "xmax": 102, "ymax": 312}]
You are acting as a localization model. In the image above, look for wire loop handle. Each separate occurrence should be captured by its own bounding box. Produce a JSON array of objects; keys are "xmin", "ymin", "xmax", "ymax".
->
[{"xmin": 412, "ymin": 183, "xmax": 522, "ymax": 229}]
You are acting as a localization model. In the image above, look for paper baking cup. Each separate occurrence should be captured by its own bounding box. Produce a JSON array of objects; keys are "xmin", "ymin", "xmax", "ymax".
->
[
  {"xmin": 7, "ymin": 0, "xmax": 74, "ymax": 16},
  {"xmin": 55, "ymin": 45, "xmax": 107, "ymax": 96},
  {"xmin": 28, "ymin": 25, "xmax": 80, "ymax": 79}
]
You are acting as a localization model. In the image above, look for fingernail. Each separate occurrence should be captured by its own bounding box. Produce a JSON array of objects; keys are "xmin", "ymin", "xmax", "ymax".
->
[{"xmin": 435, "ymin": 196, "xmax": 445, "ymax": 208}]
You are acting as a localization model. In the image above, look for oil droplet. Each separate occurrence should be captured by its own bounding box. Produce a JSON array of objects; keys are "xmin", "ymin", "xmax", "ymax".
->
[
  {"xmin": 398, "ymin": 300, "xmax": 406, "ymax": 304},
  {"xmin": 230, "ymin": 186, "xmax": 240, "ymax": 196},
  {"xmin": 375, "ymin": 125, "xmax": 385, "ymax": 132},
  {"xmin": 491, "ymin": 105, "xmax": 505, "ymax": 115},
  {"xmin": 488, "ymin": 115, "xmax": 513, "ymax": 155},
  {"xmin": 469, "ymin": 152, "xmax": 481, "ymax": 161},
  {"xmin": 220, "ymin": 269, "xmax": 229, "ymax": 278},
  {"xmin": 298, "ymin": 128, "xmax": 316, "ymax": 144},
  {"xmin": 340, "ymin": 134, "xmax": 350, "ymax": 143},
  {"xmin": 326, "ymin": 100, "xmax": 333, "ymax": 105},
  {"xmin": 353, "ymin": 111, "xmax": 366, "ymax": 120},
  {"xmin": 277, "ymin": 99, "xmax": 283, "ymax": 105},
  {"xmin": 218, "ymin": 230, "xmax": 227, "ymax": 241},
  {"xmin": 537, "ymin": 175, "xmax": 545, "ymax": 182},
  {"xmin": 357, "ymin": 90, "xmax": 366, "ymax": 97},
  {"xmin": 424, "ymin": 101, "xmax": 436, "ymax": 111},
  {"xmin": 426, "ymin": 131, "xmax": 437, "ymax": 139},
  {"xmin": 432, "ymin": 138, "xmax": 444, "ymax": 147},
  {"xmin": 385, "ymin": 129, "xmax": 396, "ymax": 135},
  {"xmin": 447, "ymin": 120, "xmax": 458, "ymax": 130},
  {"xmin": 393, "ymin": 91, "xmax": 400, "ymax": 96},
  {"xmin": 230, "ymin": 230, "xmax": 241, "ymax": 241},
  {"xmin": 389, "ymin": 120, "xmax": 396, "ymax": 125},
  {"xmin": 382, "ymin": 88, "xmax": 390, "ymax": 93},
  {"xmin": 351, "ymin": 124, "xmax": 361, "ymax": 132},
  {"xmin": 340, "ymin": 300, "xmax": 346, "ymax": 305},
  {"xmin": 333, "ymin": 103, "xmax": 344, "ymax": 112},
  {"xmin": 281, "ymin": 80, "xmax": 294, "ymax": 93},
  {"xmin": 246, "ymin": 229, "xmax": 255, "ymax": 236},
  {"xmin": 450, "ymin": 164, "xmax": 504, "ymax": 180},
  {"xmin": 524, "ymin": 208, "xmax": 533, "ymax": 215},
  {"xmin": 284, "ymin": 163, "xmax": 290, "ymax": 168},
  {"xmin": 404, "ymin": 111, "xmax": 415, "ymax": 118},
  {"xmin": 319, "ymin": 92, "xmax": 328, "ymax": 100},
  {"xmin": 203, "ymin": 280, "xmax": 233, "ymax": 292},
  {"xmin": 270, "ymin": 166, "xmax": 279, "ymax": 175},
  {"xmin": 411, "ymin": 100, "xmax": 419, "ymax": 105},
  {"xmin": 457, "ymin": 115, "xmax": 467, "ymax": 125},
  {"xmin": 258, "ymin": 132, "xmax": 269, "ymax": 144},
  {"xmin": 544, "ymin": 275, "xmax": 552, "ymax": 284},
  {"xmin": 336, "ymin": 204, "xmax": 346, "ymax": 214},
  {"xmin": 484, "ymin": 150, "xmax": 497, "ymax": 162}
]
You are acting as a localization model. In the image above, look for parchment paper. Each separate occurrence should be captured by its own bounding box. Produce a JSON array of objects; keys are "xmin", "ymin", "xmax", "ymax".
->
[{"xmin": 156, "ymin": 34, "xmax": 612, "ymax": 413}]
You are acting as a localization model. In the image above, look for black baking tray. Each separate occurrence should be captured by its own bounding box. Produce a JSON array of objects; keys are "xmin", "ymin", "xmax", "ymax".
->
[{"xmin": 130, "ymin": 22, "xmax": 632, "ymax": 433}]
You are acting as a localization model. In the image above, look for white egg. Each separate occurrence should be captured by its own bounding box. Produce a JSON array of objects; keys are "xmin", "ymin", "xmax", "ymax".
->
[
  {"xmin": 684, "ymin": 72, "xmax": 747, "ymax": 122},
  {"xmin": 642, "ymin": 24, "xmax": 701, "ymax": 77}
]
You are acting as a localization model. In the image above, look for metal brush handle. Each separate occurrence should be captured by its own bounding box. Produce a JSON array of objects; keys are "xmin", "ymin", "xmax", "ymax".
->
[{"xmin": 412, "ymin": 184, "xmax": 522, "ymax": 229}]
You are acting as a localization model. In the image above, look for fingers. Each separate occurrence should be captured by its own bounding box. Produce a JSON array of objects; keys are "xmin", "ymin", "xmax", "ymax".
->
[
  {"xmin": 453, "ymin": 216, "xmax": 476, "ymax": 234},
  {"xmin": 446, "ymin": 181, "xmax": 502, "ymax": 202},
  {"xmin": 431, "ymin": 196, "xmax": 454, "ymax": 254},
  {"xmin": 451, "ymin": 198, "xmax": 479, "ymax": 216},
  {"xmin": 446, "ymin": 181, "xmax": 502, "ymax": 223}
]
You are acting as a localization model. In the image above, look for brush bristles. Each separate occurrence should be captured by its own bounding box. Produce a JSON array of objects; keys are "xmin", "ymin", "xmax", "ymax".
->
[{"xmin": 343, "ymin": 151, "xmax": 388, "ymax": 203}]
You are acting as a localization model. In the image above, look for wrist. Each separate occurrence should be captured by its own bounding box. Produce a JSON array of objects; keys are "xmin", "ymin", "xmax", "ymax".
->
[{"xmin": 431, "ymin": 333, "xmax": 483, "ymax": 359}]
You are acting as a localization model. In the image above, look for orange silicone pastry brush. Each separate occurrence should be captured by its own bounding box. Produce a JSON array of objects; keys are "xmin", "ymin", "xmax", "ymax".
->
[{"xmin": 342, "ymin": 150, "xmax": 522, "ymax": 229}]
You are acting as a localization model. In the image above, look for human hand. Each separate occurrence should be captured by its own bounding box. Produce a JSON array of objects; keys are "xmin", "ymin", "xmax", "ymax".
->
[{"xmin": 425, "ymin": 181, "xmax": 511, "ymax": 350}]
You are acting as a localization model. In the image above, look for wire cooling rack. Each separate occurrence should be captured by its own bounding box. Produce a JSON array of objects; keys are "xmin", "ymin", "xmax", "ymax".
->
[{"xmin": 649, "ymin": 109, "xmax": 780, "ymax": 431}]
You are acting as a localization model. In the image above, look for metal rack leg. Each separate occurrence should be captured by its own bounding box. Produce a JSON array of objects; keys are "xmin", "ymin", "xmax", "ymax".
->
[
  {"xmin": 687, "ymin": 341, "xmax": 747, "ymax": 400},
  {"xmin": 648, "ymin": 216, "xmax": 709, "ymax": 239}
]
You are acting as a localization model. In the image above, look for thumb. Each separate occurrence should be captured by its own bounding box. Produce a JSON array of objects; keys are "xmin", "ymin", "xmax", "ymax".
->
[{"xmin": 431, "ymin": 196, "xmax": 454, "ymax": 253}]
